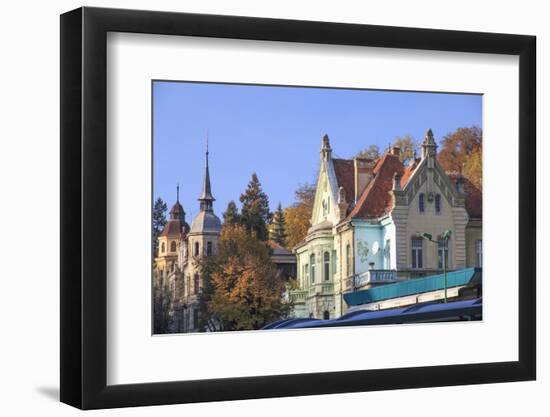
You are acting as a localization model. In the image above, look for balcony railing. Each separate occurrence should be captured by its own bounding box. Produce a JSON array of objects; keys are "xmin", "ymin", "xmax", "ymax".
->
[
  {"xmin": 345, "ymin": 269, "xmax": 398, "ymax": 291},
  {"xmin": 288, "ymin": 282, "xmax": 334, "ymax": 303},
  {"xmin": 288, "ymin": 290, "xmax": 308, "ymax": 303}
]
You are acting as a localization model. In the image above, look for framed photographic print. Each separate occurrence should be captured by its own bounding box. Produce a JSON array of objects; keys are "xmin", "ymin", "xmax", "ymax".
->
[{"xmin": 60, "ymin": 6, "xmax": 536, "ymax": 410}]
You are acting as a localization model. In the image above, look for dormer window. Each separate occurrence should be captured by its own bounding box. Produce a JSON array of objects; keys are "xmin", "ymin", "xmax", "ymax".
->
[{"xmin": 419, "ymin": 193, "xmax": 425, "ymax": 213}]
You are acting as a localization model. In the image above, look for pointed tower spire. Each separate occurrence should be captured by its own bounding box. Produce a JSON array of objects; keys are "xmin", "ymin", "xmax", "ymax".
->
[
  {"xmin": 320, "ymin": 134, "xmax": 332, "ymax": 161},
  {"xmin": 199, "ymin": 133, "xmax": 215, "ymax": 212},
  {"xmin": 421, "ymin": 128, "xmax": 437, "ymax": 159},
  {"xmin": 176, "ymin": 183, "xmax": 180, "ymax": 202}
]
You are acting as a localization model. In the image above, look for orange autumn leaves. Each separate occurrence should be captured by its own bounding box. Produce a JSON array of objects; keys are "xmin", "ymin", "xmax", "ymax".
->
[{"xmin": 204, "ymin": 224, "xmax": 290, "ymax": 330}]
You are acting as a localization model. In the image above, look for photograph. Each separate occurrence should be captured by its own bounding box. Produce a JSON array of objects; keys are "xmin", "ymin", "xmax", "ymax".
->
[{"xmin": 152, "ymin": 81, "xmax": 483, "ymax": 334}]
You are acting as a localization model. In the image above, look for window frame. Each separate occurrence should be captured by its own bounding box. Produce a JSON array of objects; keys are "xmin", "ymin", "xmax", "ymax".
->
[{"xmin": 411, "ymin": 237, "xmax": 423, "ymax": 269}]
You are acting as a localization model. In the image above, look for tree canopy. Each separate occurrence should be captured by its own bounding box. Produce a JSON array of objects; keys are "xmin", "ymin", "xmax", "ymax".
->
[
  {"xmin": 223, "ymin": 200, "xmax": 240, "ymax": 225},
  {"xmin": 355, "ymin": 144, "xmax": 380, "ymax": 160},
  {"xmin": 438, "ymin": 126, "xmax": 482, "ymax": 190},
  {"xmin": 205, "ymin": 224, "xmax": 290, "ymax": 330},
  {"xmin": 152, "ymin": 197, "xmax": 167, "ymax": 253},
  {"xmin": 270, "ymin": 202, "xmax": 287, "ymax": 247},
  {"xmin": 284, "ymin": 183, "xmax": 316, "ymax": 249},
  {"xmin": 239, "ymin": 173, "xmax": 271, "ymax": 241}
]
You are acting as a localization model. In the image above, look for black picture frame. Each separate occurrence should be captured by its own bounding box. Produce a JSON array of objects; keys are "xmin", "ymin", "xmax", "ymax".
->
[{"xmin": 60, "ymin": 6, "xmax": 536, "ymax": 410}]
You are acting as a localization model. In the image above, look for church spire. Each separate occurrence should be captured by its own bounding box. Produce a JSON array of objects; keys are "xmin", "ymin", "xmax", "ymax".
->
[{"xmin": 198, "ymin": 133, "xmax": 215, "ymax": 212}]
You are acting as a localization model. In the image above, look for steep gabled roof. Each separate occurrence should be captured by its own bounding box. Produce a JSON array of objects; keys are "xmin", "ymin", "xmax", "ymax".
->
[{"xmin": 332, "ymin": 158, "xmax": 355, "ymax": 204}]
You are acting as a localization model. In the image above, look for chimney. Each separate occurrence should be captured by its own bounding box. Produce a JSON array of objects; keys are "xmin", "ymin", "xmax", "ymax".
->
[
  {"xmin": 391, "ymin": 146, "xmax": 401, "ymax": 157},
  {"xmin": 338, "ymin": 186, "xmax": 349, "ymax": 220},
  {"xmin": 354, "ymin": 158, "xmax": 373, "ymax": 202},
  {"xmin": 392, "ymin": 172, "xmax": 402, "ymax": 191}
]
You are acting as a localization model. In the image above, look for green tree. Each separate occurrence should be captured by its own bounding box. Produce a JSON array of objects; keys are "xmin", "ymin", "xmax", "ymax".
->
[
  {"xmin": 239, "ymin": 173, "xmax": 271, "ymax": 241},
  {"xmin": 152, "ymin": 197, "xmax": 167, "ymax": 253},
  {"xmin": 355, "ymin": 144, "xmax": 380, "ymax": 160},
  {"xmin": 270, "ymin": 202, "xmax": 287, "ymax": 246},
  {"xmin": 223, "ymin": 200, "xmax": 240, "ymax": 225},
  {"xmin": 205, "ymin": 224, "xmax": 290, "ymax": 331},
  {"xmin": 284, "ymin": 183, "xmax": 316, "ymax": 249}
]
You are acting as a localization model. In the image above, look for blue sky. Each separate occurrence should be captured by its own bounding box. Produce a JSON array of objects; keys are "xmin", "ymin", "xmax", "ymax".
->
[{"xmin": 153, "ymin": 81, "xmax": 481, "ymax": 220}]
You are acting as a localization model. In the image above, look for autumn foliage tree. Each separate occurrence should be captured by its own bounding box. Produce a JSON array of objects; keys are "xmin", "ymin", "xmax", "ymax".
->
[
  {"xmin": 438, "ymin": 126, "xmax": 482, "ymax": 190},
  {"xmin": 284, "ymin": 183, "xmax": 316, "ymax": 249},
  {"xmin": 205, "ymin": 224, "xmax": 290, "ymax": 331},
  {"xmin": 392, "ymin": 135, "xmax": 419, "ymax": 163}
]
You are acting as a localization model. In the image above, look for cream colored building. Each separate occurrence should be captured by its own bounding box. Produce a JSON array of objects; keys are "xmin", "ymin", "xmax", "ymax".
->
[
  {"xmin": 153, "ymin": 146, "xmax": 221, "ymax": 333},
  {"xmin": 290, "ymin": 130, "xmax": 482, "ymax": 319}
]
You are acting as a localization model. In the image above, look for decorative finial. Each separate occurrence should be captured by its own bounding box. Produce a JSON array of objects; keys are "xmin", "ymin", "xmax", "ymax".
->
[
  {"xmin": 176, "ymin": 183, "xmax": 179, "ymax": 202},
  {"xmin": 206, "ymin": 130, "xmax": 209, "ymax": 168}
]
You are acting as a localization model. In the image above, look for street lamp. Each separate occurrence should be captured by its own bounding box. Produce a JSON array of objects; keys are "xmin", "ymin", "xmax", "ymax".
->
[{"xmin": 418, "ymin": 230, "xmax": 452, "ymax": 303}]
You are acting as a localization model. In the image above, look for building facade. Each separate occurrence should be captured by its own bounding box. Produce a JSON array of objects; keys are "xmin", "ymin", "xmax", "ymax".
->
[
  {"xmin": 153, "ymin": 145, "xmax": 222, "ymax": 333},
  {"xmin": 290, "ymin": 130, "xmax": 482, "ymax": 319}
]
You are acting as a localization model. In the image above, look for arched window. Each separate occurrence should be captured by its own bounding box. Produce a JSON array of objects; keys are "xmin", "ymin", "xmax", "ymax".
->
[
  {"xmin": 323, "ymin": 251, "xmax": 330, "ymax": 281},
  {"xmin": 206, "ymin": 241, "xmax": 212, "ymax": 256},
  {"xmin": 419, "ymin": 193, "xmax": 425, "ymax": 213},
  {"xmin": 170, "ymin": 241, "xmax": 177, "ymax": 252},
  {"xmin": 435, "ymin": 194, "xmax": 441, "ymax": 213},
  {"xmin": 346, "ymin": 244, "xmax": 352, "ymax": 276},
  {"xmin": 160, "ymin": 242, "xmax": 165, "ymax": 253},
  {"xmin": 323, "ymin": 311, "xmax": 330, "ymax": 320},
  {"xmin": 193, "ymin": 273, "xmax": 199, "ymax": 294},
  {"xmin": 194, "ymin": 241, "xmax": 199, "ymax": 256},
  {"xmin": 310, "ymin": 254, "xmax": 315, "ymax": 284}
]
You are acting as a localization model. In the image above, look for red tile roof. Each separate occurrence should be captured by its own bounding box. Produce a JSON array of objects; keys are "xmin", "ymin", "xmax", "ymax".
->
[
  {"xmin": 447, "ymin": 174, "xmax": 482, "ymax": 219},
  {"xmin": 347, "ymin": 153, "xmax": 404, "ymax": 219},
  {"xmin": 159, "ymin": 220, "xmax": 185, "ymax": 237},
  {"xmin": 332, "ymin": 159, "xmax": 355, "ymax": 204},
  {"xmin": 330, "ymin": 153, "xmax": 482, "ymax": 221}
]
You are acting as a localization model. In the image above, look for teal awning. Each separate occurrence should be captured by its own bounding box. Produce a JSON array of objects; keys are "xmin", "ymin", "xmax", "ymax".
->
[{"xmin": 343, "ymin": 268, "xmax": 481, "ymax": 306}]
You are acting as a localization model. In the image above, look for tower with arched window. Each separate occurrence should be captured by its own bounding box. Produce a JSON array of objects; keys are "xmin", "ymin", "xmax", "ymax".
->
[{"xmin": 185, "ymin": 139, "xmax": 222, "ymax": 332}]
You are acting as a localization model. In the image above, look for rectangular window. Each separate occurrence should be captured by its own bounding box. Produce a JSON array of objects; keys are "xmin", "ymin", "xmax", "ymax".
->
[
  {"xmin": 346, "ymin": 244, "xmax": 351, "ymax": 276},
  {"xmin": 193, "ymin": 309, "xmax": 199, "ymax": 330},
  {"xmin": 476, "ymin": 239, "xmax": 482, "ymax": 267},
  {"xmin": 438, "ymin": 239, "xmax": 449, "ymax": 269},
  {"xmin": 194, "ymin": 241, "xmax": 199, "ymax": 256},
  {"xmin": 206, "ymin": 241, "xmax": 212, "ymax": 256},
  {"xmin": 324, "ymin": 252, "xmax": 330, "ymax": 281},
  {"xmin": 193, "ymin": 273, "xmax": 199, "ymax": 294},
  {"xmin": 411, "ymin": 238, "xmax": 423, "ymax": 269}
]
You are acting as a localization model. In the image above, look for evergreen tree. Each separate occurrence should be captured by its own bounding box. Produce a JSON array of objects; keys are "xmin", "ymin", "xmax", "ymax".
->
[
  {"xmin": 270, "ymin": 203, "xmax": 287, "ymax": 247},
  {"xmin": 152, "ymin": 197, "xmax": 167, "ymax": 253},
  {"xmin": 239, "ymin": 173, "xmax": 271, "ymax": 241},
  {"xmin": 223, "ymin": 200, "xmax": 240, "ymax": 225}
]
